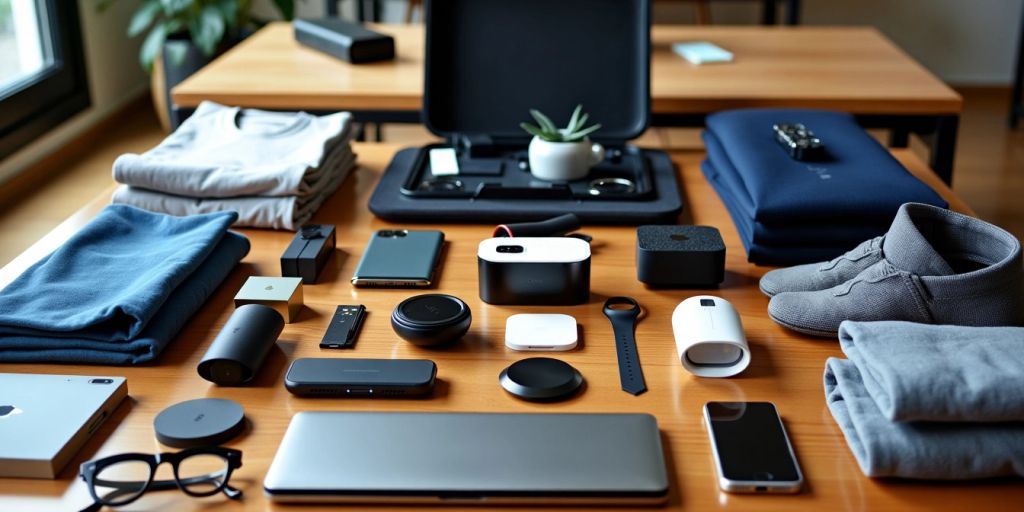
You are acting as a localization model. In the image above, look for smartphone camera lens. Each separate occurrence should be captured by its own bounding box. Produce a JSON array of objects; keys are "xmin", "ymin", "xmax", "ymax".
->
[
  {"xmin": 89, "ymin": 378, "xmax": 114, "ymax": 385},
  {"xmin": 394, "ymin": 230, "xmax": 408, "ymax": 237},
  {"xmin": 496, "ymin": 245, "xmax": 524, "ymax": 254}
]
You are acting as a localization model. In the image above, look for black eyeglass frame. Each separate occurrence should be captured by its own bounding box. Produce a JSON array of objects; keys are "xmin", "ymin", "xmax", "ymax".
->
[{"xmin": 78, "ymin": 446, "xmax": 242, "ymax": 509}]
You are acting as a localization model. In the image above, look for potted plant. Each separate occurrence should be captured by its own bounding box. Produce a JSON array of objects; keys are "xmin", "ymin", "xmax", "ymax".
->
[
  {"xmin": 96, "ymin": 0, "xmax": 296, "ymax": 129},
  {"xmin": 520, "ymin": 105, "xmax": 604, "ymax": 181}
]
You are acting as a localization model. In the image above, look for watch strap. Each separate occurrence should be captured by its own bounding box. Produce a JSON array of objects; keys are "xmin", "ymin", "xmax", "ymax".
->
[{"xmin": 603, "ymin": 297, "xmax": 647, "ymax": 395}]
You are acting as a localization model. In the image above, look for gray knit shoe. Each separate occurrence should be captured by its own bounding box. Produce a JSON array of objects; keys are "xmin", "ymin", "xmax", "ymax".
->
[
  {"xmin": 759, "ymin": 236, "xmax": 884, "ymax": 297},
  {"xmin": 768, "ymin": 203, "xmax": 1024, "ymax": 337}
]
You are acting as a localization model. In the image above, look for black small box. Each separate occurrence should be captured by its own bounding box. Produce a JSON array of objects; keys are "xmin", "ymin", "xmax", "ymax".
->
[
  {"xmin": 636, "ymin": 225, "xmax": 725, "ymax": 287},
  {"xmin": 293, "ymin": 18, "xmax": 395, "ymax": 64},
  {"xmin": 281, "ymin": 224, "xmax": 336, "ymax": 284}
]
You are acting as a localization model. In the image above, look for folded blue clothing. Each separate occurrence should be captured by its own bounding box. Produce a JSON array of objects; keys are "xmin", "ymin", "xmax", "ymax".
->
[
  {"xmin": 702, "ymin": 160, "xmax": 856, "ymax": 265},
  {"xmin": 705, "ymin": 108, "xmax": 947, "ymax": 224},
  {"xmin": 703, "ymin": 131, "xmax": 889, "ymax": 247},
  {"xmin": 0, "ymin": 205, "xmax": 237, "ymax": 342},
  {"xmin": 825, "ymin": 357, "xmax": 1024, "ymax": 479},
  {"xmin": 0, "ymin": 205, "xmax": 249, "ymax": 364},
  {"xmin": 839, "ymin": 321, "xmax": 1024, "ymax": 422}
]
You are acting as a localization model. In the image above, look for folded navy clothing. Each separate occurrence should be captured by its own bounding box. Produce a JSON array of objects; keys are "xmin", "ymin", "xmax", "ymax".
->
[
  {"xmin": 0, "ymin": 205, "xmax": 249, "ymax": 364},
  {"xmin": 825, "ymin": 357, "xmax": 1024, "ymax": 479},
  {"xmin": 705, "ymin": 108, "xmax": 947, "ymax": 224},
  {"xmin": 839, "ymin": 321, "xmax": 1024, "ymax": 423},
  {"xmin": 702, "ymin": 160, "xmax": 856, "ymax": 264},
  {"xmin": 703, "ymin": 131, "xmax": 889, "ymax": 247}
]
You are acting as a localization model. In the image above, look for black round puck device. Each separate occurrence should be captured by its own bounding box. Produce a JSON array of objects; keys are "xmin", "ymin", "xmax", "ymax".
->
[
  {"xmin": 154, "ymin": 398, "xmax": 246, "ymax": 448},
  {"xmin": 391, "ymin": 294, "xmax": 472, "ymax": 347},
  {"xmin": 499, "ymin": 357, "xmax": 583, "ymax": 401}
]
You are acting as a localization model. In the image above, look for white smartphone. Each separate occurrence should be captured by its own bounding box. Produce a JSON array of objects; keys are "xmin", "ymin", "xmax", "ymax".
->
[{"xmin": 704, "ymin": 402, "xmax": 803, "ymax": 494}]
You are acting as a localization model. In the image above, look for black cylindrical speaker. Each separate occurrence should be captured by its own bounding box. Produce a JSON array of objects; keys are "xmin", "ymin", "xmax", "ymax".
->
[{"xmin": 197, "ymin": 304, "xmax": 284, "ymax": 386}]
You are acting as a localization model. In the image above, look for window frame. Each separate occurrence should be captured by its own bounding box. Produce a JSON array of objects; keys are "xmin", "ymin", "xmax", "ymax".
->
[{"xmin": 0, "ymin": 0, "xmax": 90, "ymax": 161}]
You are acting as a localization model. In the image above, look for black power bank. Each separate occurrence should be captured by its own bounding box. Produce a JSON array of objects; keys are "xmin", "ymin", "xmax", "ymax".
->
[
  {"xmin": 284, "ymin": 358, "xmax": 436, "ymax": 398},
  {"xmin": 293, "ymin": 18, "xmax": 395, "ymax": 64}
]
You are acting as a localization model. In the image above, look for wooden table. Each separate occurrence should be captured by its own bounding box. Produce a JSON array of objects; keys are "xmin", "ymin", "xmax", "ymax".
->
[
  {"xmin": 2, "ymin": 144, "xmax": 1015, "ymax": 512},
  {"xmin": 171, "ymin": 23, "xmax": 963, "ymax": 182}
]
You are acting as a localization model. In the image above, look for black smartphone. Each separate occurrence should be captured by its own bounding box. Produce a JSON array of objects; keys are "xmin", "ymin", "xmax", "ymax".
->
[
  {"xmin": 284, "ymin": 358, "xmax": 437, "ymax": 398},
  {"xmin": 703, "ymin": 402, "xmax": 803, "ymax": 493},
  {"xmin": 350, "ymin": 229, "xmax": 444, "ymax": 287}
]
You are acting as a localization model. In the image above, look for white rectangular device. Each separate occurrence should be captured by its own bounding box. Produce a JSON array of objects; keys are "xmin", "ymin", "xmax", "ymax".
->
[
  {"xmin": 477, "ymin": 237, "xmax": 591, "ymax": 305},
  {"xmin": 0, "ymin": 373, "xmax": 127, "ymax": 478}
]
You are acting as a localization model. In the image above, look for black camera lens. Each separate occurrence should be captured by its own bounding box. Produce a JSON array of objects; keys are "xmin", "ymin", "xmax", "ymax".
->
[
  {"xmin": 496, "ymin": 245, "xmax": 524, "ymax": 254},
  {"xmin": 394, "ymin": 230, "xmax": 408, "ymax": 237},
  {"xmin": 89, "ymin": 378, "xmax": 114, "ymax": 385},
  {"xmin": 378, "ymin": 230, "xmax": 395, "ymax": 237}
]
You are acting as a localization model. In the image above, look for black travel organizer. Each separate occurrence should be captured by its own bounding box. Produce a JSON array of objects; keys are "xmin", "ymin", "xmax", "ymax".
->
[{"xmin": 368, "ymin": 0, "xmax": 684, "ymax": 224}]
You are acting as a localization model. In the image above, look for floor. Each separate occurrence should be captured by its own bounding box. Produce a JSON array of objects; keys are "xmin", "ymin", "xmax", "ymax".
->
[{"xmin": 0, "ymin": 87, "xmax": 1021, "ymax": 268}]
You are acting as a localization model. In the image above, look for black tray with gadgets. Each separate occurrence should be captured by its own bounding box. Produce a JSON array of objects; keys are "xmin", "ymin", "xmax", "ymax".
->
[
  {"xmin": 368, "ymin": 0, "xmax": 683, "ymax": 224},
  {"xmin": 401, "ymin": 143, "xmax": 654, "ymax": 200}
]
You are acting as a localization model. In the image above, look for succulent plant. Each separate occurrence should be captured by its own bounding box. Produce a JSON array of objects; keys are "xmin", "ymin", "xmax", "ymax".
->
[{"xmin": 520, "ymin": 105, "xmax": 601, "ymax": 142}]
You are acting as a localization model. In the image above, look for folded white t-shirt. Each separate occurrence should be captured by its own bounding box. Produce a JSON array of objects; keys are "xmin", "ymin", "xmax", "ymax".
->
[{"xmin": 113, "ymin": 101, "xmax": 353, "ymax": 198}]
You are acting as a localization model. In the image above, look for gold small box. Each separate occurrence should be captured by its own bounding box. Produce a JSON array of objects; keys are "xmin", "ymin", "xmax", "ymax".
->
[{"xmin": 233, "ymin": 276, "xmax": 303, "ymax": 323}]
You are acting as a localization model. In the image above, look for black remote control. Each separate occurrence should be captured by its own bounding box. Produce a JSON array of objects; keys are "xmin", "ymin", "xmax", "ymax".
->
[
  {"xmin": 773, "ymin": 123, "xmax": 826, "ymax": 161},
  {"xmin": 320, "ymin": 305, "xmax": 367, "ymax": 349}
]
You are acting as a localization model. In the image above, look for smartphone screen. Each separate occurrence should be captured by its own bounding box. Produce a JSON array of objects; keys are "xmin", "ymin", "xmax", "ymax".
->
[{"xmin": 704, "ymin": 402, "xmax": 802, "ymax": 493}]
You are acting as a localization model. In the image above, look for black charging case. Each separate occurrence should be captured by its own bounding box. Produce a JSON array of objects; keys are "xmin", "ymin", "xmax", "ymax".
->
[
  {"xmin": 637, "ymin": 225, "xmax": 725, "ymax": 287},
  {"xmin": 391, "ymin": 294, "xmax": 472, "ymax": 346}
]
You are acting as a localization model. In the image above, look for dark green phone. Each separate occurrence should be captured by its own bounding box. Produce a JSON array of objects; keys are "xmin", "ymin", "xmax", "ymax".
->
[{"xmin": 351, "ymin": 230, "xmax": 445, "ymax": 287}]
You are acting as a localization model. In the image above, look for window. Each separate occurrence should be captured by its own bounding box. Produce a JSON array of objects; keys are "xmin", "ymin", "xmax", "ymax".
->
[{"xmin": 0, "ymin": 0, "xmax": 89, "ymax": 161}]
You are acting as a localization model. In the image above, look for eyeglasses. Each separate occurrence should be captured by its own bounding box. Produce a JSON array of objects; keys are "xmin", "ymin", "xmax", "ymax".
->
[{"xmin": 78, "ymin": 447, "xmax": 242, "ymax": 512}]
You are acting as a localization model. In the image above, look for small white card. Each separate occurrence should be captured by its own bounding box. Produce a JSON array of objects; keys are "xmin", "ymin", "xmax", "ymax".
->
[
  {"xmin": 429, "ymin": 148, "xmax": 460, "ymax": 176},
  {"xmin": 672, "ymin": 41, "xmax": 733, "ymax": 65}
]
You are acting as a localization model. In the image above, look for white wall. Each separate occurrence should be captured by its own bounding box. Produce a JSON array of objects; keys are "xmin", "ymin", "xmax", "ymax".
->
[
  {"xmin": 0, "ymin": 1, "xmax": 149, "ymax": 186},
  {"xmin": 655, "ymin": 0, "xmax": 1023, "ymax": 85}
]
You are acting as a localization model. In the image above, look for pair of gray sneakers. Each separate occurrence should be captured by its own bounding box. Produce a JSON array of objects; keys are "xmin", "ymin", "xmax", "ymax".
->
[{"xmin": 760, "ymin": 203, "xmax": 1023, "ymax": 337}]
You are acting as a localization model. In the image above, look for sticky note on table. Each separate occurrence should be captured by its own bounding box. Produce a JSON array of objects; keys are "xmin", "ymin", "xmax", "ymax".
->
[{"xmin": 672, "ymin": 41, "xmax": 733, "ymax": 65}]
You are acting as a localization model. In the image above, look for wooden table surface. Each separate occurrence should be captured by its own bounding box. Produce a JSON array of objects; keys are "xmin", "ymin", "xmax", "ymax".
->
[
  {"xmin": 1, "ymin": 144, "xmax": 1013, "ymax": 512},
  {"xmin": 172, "ymin": 23, "xmax": 962, "ymax": 116}
]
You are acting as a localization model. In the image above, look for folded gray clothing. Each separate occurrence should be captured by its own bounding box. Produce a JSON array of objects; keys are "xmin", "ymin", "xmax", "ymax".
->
[
  {"xmin": 113, "ymin": 101, "xmax": 353, "ymax": 198},
  {"xmin": 839, "ymin": 321, "xmax": 1024, "ymax": 422},
  {"xmin": 113, "ymin": 152, "xmax": 356, "ymax": 230},
  {"xmin": 760, "ymin": 236, "xmax": 884, "ymax": 296},
  {"xmin": 824, "ymin": 357, "xmax": 1024, "ymax": 479},
  {"xmin": 768, "ymin": 203, "xmax": 1024, "ymax": 336}
]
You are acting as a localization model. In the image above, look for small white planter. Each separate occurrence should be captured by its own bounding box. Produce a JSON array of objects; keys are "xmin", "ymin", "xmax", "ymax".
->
[{"xmin": 528, "ymin": 136, "xmax": 605, "ymax": 181}]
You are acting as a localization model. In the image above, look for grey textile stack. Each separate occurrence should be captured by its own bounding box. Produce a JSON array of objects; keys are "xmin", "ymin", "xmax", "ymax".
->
[
  {"xmin": 825, "ymin": 321, "xmax": 1024, "ymax": 480},
  {"xmin": 761, "ymin": 203, "xmax": 1024, "ymax": 336},
  {"xmin": 111, "ymin": 101, "xmax": 357, "ymax": 230}
]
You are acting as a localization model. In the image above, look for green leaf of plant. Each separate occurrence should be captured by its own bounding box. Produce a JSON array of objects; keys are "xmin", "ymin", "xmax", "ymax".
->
[
  {"xmin": 214, "ymin": 0, "xmax": 240, "ymax": 31},
  {"xmin": 160, "ymin": 0, "xmax": 191, "ymax": 15},
  {"xmin": 563, "ymin": 123, "xmax": 601, "ymax": 142},
  {"xmin": 190, "ymin": 5, "xmax": 226, "ymax": 56},
  {"xmin": 128, "ymin": 0, "xmax": 162, "ymax": 38},
  {"xmin": 140, "ymin": 22, "xmax": 169, "ymax": 72},
  {"xmin": 271, "ymin": 0, "xmax": 295, "ymax": 20},
  {"xmin": 95, "ymin": 0, "xmax": 117, "ymax": 13},
  {"xmin": 164, "ymin": 40, "xmax": 189, "ymax": 67},
  {"xmin": 530, "ymin": 109, "xmax": 558, "ymax": 134},
  {"xmin": 567, "ymin": 104, "xmax": 583, "ymax": 133}
]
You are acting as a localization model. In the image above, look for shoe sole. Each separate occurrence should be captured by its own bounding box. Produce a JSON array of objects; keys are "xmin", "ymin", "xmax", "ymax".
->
[{"xmin": 767, "ymin": 311, "xmax": 838, "ymax": 338}]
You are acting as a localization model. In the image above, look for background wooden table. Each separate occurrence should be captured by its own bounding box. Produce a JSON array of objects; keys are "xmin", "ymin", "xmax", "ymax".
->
[
  {"xmin": 171, "ymin": 23, "xmax": 962, "ymax": 182},
  {"xmin": 2, "ymin": 144, "xmax": 1015, "ymax": 512}
]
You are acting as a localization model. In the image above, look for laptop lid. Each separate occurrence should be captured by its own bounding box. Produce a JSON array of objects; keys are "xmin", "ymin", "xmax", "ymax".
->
[
  {"xmin": 0, "ymin": 373, "xmax": 127, "ymax": 479},
  {"xmin": 264, "ymin": 411, "xmax": 669, "ymax": 504}
]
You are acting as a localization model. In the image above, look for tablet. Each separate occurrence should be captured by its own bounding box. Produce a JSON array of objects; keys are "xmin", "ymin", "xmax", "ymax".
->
[{"xmin": 264, "ymin": 411, "xmax": 669, "ymax": 505}]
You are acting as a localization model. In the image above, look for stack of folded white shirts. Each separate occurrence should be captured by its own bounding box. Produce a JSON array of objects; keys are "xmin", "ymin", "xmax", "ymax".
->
[{"xmin": 112, "ymin": 101, "xmax": 356, "ymax": 230}]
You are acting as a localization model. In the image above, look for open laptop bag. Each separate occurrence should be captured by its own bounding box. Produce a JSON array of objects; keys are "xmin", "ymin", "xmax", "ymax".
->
[{"xmin": 368, "ymin": 0, "xmax": 684, "ymax": 224}]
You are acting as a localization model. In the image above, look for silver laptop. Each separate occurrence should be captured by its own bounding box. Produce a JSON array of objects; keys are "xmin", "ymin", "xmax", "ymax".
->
[
  {"xmin": 0, "ymin": 373, "xmax": 127, "ymax": 478},
  {"xmin": 264, "ymin": 411, "xmax": 669, "ymax": 505}
]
